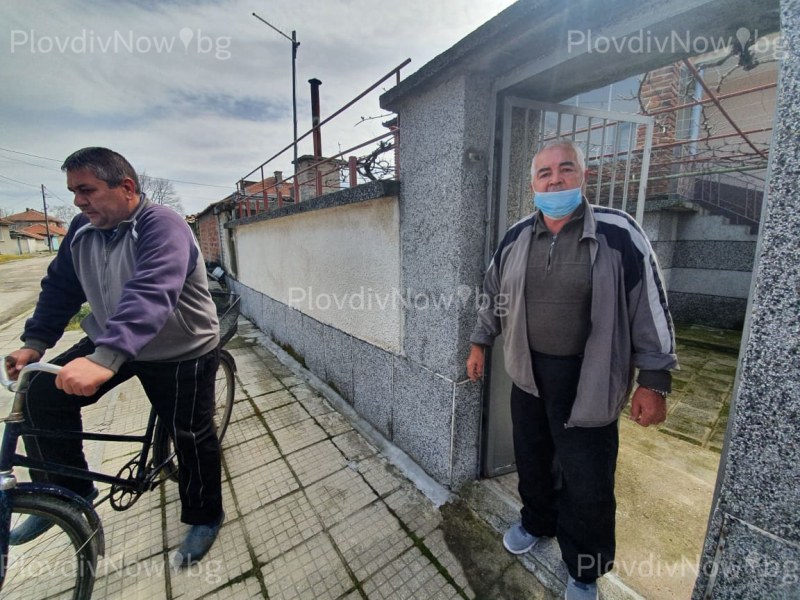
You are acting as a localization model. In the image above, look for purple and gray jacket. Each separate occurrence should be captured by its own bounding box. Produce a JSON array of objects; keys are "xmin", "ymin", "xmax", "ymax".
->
[{"xmin": 22, "ymin": 197, "xmax": 219, "ymax": 372}]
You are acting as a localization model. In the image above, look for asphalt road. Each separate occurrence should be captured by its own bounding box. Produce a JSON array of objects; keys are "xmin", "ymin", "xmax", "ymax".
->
[{"xmin": 0, "ymin": 255, "xmax": 53, "ymax": 327}]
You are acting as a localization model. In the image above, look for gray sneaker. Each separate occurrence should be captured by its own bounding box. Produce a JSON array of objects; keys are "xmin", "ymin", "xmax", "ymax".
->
[
  {"xmin": 502, "ymin": 522, "xmax": 539, "ymax": 554},
  {"xmin": 565, "ymin": 575, "xmax": 598, "ymax": 600}
]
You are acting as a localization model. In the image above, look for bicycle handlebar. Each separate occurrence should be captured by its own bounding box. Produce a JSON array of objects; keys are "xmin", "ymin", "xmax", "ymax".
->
[{"xmin": 1, "ymin": 357, "xmax": 62, "ymax": 393}]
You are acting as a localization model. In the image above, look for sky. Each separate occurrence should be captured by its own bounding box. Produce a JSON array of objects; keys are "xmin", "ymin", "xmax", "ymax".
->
[{"xmin": 0, "ymin": 0, "xmax": 517, "ymax": 218}]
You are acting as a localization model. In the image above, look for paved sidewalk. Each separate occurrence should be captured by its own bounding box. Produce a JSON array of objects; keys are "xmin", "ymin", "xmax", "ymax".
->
[{"xmin": 0, "ymin": 315, "xmax": 554, "ymax": 600}]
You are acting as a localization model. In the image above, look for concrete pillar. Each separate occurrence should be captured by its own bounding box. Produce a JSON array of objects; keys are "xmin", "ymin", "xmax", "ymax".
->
[{"xmin": 693, "ymin": 2, "xmax": 800, "ymax": 597}]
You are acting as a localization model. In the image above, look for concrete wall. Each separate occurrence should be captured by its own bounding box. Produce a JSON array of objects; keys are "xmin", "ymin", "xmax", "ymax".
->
[
  {"xmin": 693, "ymin": 3, "xmax": 800, "ymax": 597},
  {"xmin": 646, "ymin": 210, "xmax": 758, "ymax": 329},
  {"xmin": 227, "ymin": 175, "xmax": 487, "ymax": 489},
  {"xmin": 235, "ymin": 196, "xmax": 401, "ymax": 353}
]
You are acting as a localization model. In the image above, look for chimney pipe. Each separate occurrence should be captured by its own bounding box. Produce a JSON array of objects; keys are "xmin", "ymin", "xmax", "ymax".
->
[{"xmin": 309, "ymin": 78, "xmax": 322, "ymax": 159}]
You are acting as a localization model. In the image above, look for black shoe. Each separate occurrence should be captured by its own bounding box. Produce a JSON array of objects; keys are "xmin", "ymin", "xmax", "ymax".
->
[
  {"xmin": 10, "ymin": 488, "xmax": 98, "ymax": 545},
  {"xmin": 171, "ymin": 511, "xmax": 225, "ymax": 568}
]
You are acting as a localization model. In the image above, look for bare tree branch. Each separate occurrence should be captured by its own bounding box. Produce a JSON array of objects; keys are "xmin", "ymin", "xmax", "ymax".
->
[{"xmin": 138, "ymin": 171, "xmax": 184, "ymax": 215}]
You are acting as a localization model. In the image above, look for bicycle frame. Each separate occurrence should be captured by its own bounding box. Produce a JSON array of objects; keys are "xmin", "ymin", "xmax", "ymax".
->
[{"xmin": 0, "ymin": 361, "xmax": 173, "ymax": 501}]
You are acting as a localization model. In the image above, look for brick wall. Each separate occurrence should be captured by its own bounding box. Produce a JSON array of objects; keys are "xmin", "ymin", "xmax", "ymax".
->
[
  {"xmin": 197, "ymin": 213, "xmax": 221, "ymax": 264},
  {"xmin": 638, "ymin": 63, "xmax": 682, "ymax": 198}
]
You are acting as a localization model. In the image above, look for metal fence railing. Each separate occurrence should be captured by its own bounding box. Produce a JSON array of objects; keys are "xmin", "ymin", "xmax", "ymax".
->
[{"xmin": 232, "ymin": 60, "xmax": 408, "ymax": 219}]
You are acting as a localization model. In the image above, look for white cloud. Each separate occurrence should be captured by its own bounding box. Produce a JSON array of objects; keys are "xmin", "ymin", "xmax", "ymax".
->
[{"xmin": 0, "ymin": 0, "xmax": 516, "ymax": 215}]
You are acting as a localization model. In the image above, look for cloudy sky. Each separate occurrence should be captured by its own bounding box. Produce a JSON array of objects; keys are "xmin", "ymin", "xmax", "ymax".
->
[{"xmin": 0, "ymin": 0, "xmax": 517, "ymax": 218}]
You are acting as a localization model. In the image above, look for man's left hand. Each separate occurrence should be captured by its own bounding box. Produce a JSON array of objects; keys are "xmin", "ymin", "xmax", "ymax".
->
[
  {"xmin": 629, "ymin": 386, "xmax": 667, "ymax": 427},
  {"xmin": 55, "ymin": 358, "xmax": 114, "ymax": 397}
]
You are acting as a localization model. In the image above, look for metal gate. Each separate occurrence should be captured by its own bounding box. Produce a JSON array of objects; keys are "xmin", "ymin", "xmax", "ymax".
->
[{"xmin": 482, "ymin": 97, "xmax": 654, "ymax": 477}]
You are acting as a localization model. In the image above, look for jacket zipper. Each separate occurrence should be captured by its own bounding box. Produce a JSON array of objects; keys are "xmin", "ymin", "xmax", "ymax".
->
[
  {"xmin": 546, "ymin": 235, "xmax": 557, "ymax": 273},
  {"xmin": 102, "ymin": 237, "xmax": 112, "ymax": 317}
]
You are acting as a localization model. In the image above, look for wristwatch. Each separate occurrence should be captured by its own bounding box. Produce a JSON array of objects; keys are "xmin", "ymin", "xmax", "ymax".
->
[{"xmin": 643, "ymin": 386, "xmax": 669, "ymax": 399}]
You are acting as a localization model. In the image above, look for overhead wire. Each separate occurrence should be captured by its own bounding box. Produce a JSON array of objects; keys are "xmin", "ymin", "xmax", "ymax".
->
[{"xmin": 0, "ymin": 147, "xmax": 230, "ymax": 190}]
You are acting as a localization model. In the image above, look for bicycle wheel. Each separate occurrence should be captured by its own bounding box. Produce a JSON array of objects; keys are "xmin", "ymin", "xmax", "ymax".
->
[
  {"xmin": 1, "ymin": 492, "xmax": 100, "ymax": 599},
  {"xmin": 154, "ymin": 350, "xmax": 235, "ymax": 482}
]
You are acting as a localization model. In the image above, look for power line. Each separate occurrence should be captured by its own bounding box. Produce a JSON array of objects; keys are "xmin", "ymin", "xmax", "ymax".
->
[
  {"xmin": 0, "ymin": 147, "xmax": 61, "ymax": 162},
  {"xmin": 0, "ymin": 147, "xmax": 231, "ymax": 189},
  {"xmin": 0, "ymin": 155, "xmax": 59, "ymax": 171},
  {"xmin": 43, "ymin": 186, "xmax": 72, "ymax": 206},
  {"xmin": 0, "ymin": 173, "xmax": 40, "ymax": 188}
]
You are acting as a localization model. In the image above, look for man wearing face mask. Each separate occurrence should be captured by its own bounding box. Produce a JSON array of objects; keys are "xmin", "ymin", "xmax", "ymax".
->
[{"xmin": 466, "ymin": 140, "xmax": 677, "ymax": 600}]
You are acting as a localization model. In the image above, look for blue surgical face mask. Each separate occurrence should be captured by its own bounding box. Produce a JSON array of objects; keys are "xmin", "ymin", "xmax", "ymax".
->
[{"xmin": 532, "ymin": 186, "xmax": 583, "ymax": 219}]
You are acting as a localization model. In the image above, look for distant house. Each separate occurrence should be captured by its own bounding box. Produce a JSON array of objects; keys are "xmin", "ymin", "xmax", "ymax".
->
[
  {"xmin": 10, "ymin": 228, "xmax": 49, "ymax": 254},
  {"xmin": 5, "ymin": 208, "xmax": 67, "ymax": 253},
  {"xmin": 0, "ymin": 218, "xmax": 15, "ymax": 254}
]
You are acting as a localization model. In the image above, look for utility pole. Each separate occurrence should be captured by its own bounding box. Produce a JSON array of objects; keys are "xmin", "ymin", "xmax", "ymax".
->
[
  {"xmin": 252, "ymin": 13, "xmax": 300, "ymax": 200},
  {"xmin": 41, "ymin": 184, "xmax": 52, "ymax": 253}
]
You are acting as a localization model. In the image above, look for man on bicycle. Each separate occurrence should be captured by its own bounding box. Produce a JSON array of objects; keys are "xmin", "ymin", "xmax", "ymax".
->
[{"xmin": 4, "ymin": 147, "xmax": 224, "ymax": 567}]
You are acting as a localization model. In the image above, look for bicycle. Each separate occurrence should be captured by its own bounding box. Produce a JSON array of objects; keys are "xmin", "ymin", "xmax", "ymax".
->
[{"xmin": 0, "ymin": 291, "xmax": 239, "ymax": 599}]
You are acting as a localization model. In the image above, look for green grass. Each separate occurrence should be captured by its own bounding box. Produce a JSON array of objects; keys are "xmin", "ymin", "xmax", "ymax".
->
[
  {"xmin": 66, "ymin": 304, "xmax": 91, "ymax": 331},
  {"xmin": 0, "ymin": 252, "xmax": 51, "ymax": 265}
]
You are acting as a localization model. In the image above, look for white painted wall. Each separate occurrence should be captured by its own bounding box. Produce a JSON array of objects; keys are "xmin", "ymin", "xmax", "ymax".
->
[{"xmin": 236, "ymin": 197, "xmax": 402, "ymax": 353}]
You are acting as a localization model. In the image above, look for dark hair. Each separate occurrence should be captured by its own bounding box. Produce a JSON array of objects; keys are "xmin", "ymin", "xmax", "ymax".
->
[{"xmin": 61, "ymin": 147, "xmax": 141, "ymax": 193}]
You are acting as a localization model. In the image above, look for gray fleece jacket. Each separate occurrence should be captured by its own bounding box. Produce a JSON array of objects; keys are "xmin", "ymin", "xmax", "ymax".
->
[{"xmin": 470, "ymin": 200, "xmax": 678, "ymax": 427}]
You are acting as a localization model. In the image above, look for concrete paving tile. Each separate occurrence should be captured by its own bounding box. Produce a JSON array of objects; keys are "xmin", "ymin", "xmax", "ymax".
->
[
  {"xmin": 169, "ymin": 519, "xmax": 253, "ymax": 599},
  {"xmin": 232, "ymin": 461, "xmax": 300, "ymax": 516},
  {"xmin": 251, "ymin": 390, "xmax": 295, "ymax": 413},
  {"xmin": 361, "ymin": 545, "xmax": 461, "ymax": 600},
  {"xmin": 295, "ymin": 391, "xmax": 336, "ymax": 418},
  {"xmin": 92, "ymin": 553, "xmax": 167, "ymax": 600},
  {"xmin": 273, "ymin": 419, "xmax": 328, "ymax": 455},
  {"xmin": 332, "ymin": 430, "xmax": 378, "ymax": 462},
  {"xmin": 329, "ymin": 502, "xmax": 413, "ymax": 582},
  {"xmin": 231, "ymin": 357, "xmax": 272, "ymax": 372},
  {"xmin": 423, "ymin": 528, "xmax": 476, "ymax": 597},
  {"xmin": 224, "ymin": 433, "xmax": 281, "ymax": 479},
  {"xmin": 306, "ymin": 468, "xmax": 378, "ymax": 527},
  {"xmin": 315, "ymin": 411, "xmax": 354, "ymax": 437},
  {"xmin": 285, "ymin": 439, "xmax": 348, "ymax": 486},
  {"xmin": 277, "ymin": 375, "xmax": 304, "ymax": 387},
  {"xmin": 228, "ymin": 398, "xmax": 255, "ymax": 423},
  {"xmin": 384, "ymin": 485, "xmax": 443, "ymax": 540},
  {"xmin": 684, "ymin": 394, "xmax": 724, "ymax": 412},
  {"xmin": 100, "ymin": 496, "xmax": 165, "ymax": 564},
  {"xmin": 265, "ymin": 403, "xmax": 312, "ymax": 431},
  {"xmin": 199, "ymin": 576, "xmax": 264, "ymax": 599},
  {"xmin": 288, "ymin": 383, "xmax": 320, "ymax": 402},
  {"xmin": 244, "ymin": 490, "xmax": 323, "ymax": 565},
  {"xmin": 240, "ymin": 377, "xmax": 286, "ymax": 398},
  {"xmin": 670, "ymin": 403, "xmax": 718, "ymax": 428},
  {"xmin": 261, "ymin": 535, "xmax": 352, "ymax": 600},
  {"xmin": 221, "ymin": 416, "xmax": 268, "ymax": 450},
  {"xmin": 659, "ymin": 415, "xmax": 711, "ymax": 446},
  {"xmin": 351, "ymin": 456, "xmax": 404, "ymax": 498},
  {"xmin": 233, "ymin": 386, "xmax": 250, "ymax": 403}
]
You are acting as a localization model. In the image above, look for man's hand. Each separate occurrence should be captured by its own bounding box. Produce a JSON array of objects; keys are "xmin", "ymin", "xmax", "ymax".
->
[
  {"xmin": 55, "ymin": 358, "xmax": 114, "ymax": 397},
  {"xmin": 4, "ymin": 349, "xmax": 43, "ymax": 381},
  {"xmin": 629, "ymin": 386, "xmax": 667, "ymax": 427},
  {"xmin": 466, "ymin": 344, "xmax": 486, "ymax": 382}
]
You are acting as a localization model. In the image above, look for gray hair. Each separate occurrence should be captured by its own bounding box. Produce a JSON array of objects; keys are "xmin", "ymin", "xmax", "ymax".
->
[
  {"xmin": 532, "ymin": 139, "xmax": 586, "ymax": 173},
  {"xmin": 61, "ymin": 147, "xmax": 141, "ymax": 193}
]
